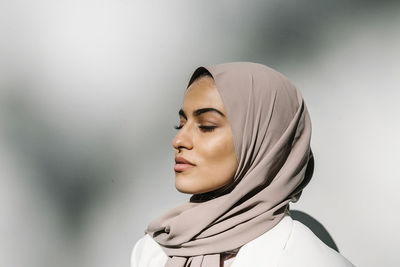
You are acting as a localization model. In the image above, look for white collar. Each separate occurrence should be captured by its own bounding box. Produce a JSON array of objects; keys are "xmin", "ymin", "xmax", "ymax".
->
[{"xmin": 230, "ymin": 215, "xmax": 293, "ymax": 267}]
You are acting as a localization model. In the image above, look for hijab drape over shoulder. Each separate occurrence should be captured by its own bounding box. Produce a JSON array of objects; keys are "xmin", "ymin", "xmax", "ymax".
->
[{"xmin": 145, "ymin": 62, "xmax": 314, "ymax": 267}]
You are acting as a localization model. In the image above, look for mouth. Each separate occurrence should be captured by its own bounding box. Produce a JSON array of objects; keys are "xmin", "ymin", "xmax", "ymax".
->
[
  {"xmin": 174, "ymin": 163, "xmax": 195, "ymax": 172},
  {"xmin": 174, "ymin": 156, "xmax": 196, "ymax": 172}
]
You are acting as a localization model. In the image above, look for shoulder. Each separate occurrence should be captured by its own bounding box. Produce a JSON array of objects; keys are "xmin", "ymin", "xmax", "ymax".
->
[
  {"xmin": 130, "ymin": 234, "xmax": 168, "ymax": 267},
  {"xmin": 278, "ymin": 219, "xmax": 355, "ymax": 267}
]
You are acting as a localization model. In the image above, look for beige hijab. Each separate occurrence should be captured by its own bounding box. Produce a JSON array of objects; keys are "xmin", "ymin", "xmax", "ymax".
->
[{"xmin": 145, "ymin": 62, "xmax": 314, "ymax": 267}]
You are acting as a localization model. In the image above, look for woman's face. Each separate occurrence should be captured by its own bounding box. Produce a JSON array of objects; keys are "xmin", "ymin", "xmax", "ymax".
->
[{"xmin": 172, "ymin": 75, "xmax": 238, "ymax": 195}]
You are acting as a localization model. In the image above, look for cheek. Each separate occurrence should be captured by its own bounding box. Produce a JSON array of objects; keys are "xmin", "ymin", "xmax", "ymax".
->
[
  {"xmin": 202, "ymin": 136, "xmax": 234, "ymax": 160},
  {"xmin": 197, "ymin": 132, "xmax": 237, "ymax": 178}
]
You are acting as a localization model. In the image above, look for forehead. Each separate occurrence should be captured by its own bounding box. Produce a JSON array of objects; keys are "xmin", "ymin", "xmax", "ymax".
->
[{"xmin": 182, "ymin": 77, "xmax": 225, "ymax": 112}]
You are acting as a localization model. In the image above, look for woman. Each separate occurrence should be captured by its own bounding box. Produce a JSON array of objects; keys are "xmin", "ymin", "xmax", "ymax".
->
[{"xmin": 130, "ymin": 62, "xmax": 355, "ymax": 267}]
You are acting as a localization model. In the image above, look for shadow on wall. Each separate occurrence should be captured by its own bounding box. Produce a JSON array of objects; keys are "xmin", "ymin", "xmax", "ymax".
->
[{"xmin": 289, "ymin": 210, "xmax": 339, "ymax": 252}]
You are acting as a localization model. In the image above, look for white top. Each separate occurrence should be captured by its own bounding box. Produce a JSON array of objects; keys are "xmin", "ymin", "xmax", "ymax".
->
[
  {"xmin": 130, "ymin": 215, "xmax": 355, "ymax": 267},
  {"xmin": 223, "ymin": 256, "xmax": 235, "ymax": 267}
]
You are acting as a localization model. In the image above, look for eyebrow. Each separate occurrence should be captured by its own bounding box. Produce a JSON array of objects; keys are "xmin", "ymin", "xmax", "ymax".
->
[{"xmin": 178, "ymin": 107, "xmax": 225, "ymax": 119}]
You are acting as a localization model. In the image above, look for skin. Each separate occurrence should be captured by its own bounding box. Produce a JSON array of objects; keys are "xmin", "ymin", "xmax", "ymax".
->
[{"xmin": 172, "ymin": 75, "xmax": 239, "ymax": 195}]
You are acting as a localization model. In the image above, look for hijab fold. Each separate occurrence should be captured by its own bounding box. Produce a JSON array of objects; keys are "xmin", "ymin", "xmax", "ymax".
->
[{"xmin": 145, "ymin": 62, "xmax": 314, "ymax": 267}]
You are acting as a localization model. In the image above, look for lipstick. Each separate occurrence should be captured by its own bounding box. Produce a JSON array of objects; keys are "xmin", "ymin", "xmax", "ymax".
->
[{"xmin": 175, "ymin": 156, "xmax": 195, "ymax": 172}]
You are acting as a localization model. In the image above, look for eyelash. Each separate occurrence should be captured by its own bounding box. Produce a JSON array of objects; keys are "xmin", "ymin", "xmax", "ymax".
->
[{"xmin": 173, "ymin": 124, "xmax": 216, "ymax": 132}]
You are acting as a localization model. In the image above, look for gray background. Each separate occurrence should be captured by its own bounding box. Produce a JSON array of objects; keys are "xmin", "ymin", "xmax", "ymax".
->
[{"xmin": 1, "ymin": 1, "xmax": 399, "ymax": 267}]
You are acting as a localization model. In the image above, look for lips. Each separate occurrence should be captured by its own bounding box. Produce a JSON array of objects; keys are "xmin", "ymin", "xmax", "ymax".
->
[
  {"xmin": 174, "ymin": 156, "xmax": 195, "ymax": 172},
  {"xmin": 175, "ymin": 156, "xmax": 195, "ymax": 165}
]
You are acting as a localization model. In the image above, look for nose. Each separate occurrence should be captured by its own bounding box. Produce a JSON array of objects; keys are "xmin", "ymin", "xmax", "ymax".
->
[{"xmin": 172, "ymin": 123, "xmax": 194, "ymax": 152}]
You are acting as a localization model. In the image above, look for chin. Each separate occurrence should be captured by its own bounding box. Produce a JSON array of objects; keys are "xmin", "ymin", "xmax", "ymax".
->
[
  {"xmin": 175, "ymin": 175, "xmax": 212, "ymax": 195},
  {"xmin": 175, "ymin": 181, "xmax": 200, "ymax": 194}
]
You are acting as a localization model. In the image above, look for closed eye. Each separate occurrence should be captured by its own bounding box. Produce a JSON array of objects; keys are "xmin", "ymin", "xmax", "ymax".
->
[
  {"xmin": 173, "ymin": 124, "xmax": 216, "ymax": 132},
  {"xmin": 199, "ymin": 126, "xmax": 216, "ymax": 132}
]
